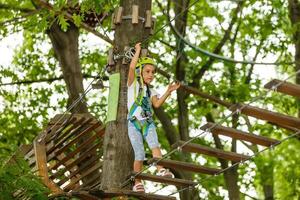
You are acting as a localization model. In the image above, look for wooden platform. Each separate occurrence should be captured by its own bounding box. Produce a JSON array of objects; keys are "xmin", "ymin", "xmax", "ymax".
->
[
  {"xmin": 148, "ymin": 158, "xmax": 221, "ymax": 175},
  {"xmin": 264, "ymin": 79, "xmax": 300, "ymax": 98},
  {"xmin": 172, "ymin": 140, "xmax": 251, "ymax": 162},
  {"xmin": 201, "ymin": 122, "xmax": 279, "ymax": 147}
]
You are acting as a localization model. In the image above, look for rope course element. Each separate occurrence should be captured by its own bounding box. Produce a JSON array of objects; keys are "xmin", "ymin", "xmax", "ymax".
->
[
  {"xmin": 121, "ymin": 68, "xmax": 300, "ymax": 192},
  {"xmin": 167, "ymin": 130, "xmax": 300, "ymax": 196}
]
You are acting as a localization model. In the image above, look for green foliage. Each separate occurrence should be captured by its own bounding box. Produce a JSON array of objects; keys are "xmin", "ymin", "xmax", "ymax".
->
[
  {"xmin": 0, "ymin": 0, "xmax": 299, "ymax": 199},
  {"xmin": 0, "ymin": 155, "xmax": 49, "ymax": 200}
]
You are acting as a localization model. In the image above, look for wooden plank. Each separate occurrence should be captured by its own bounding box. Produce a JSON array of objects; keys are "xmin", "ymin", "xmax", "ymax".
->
[
  {"xmin": 230, "ymin": 103, "xmax": 300, "ymax": 130},
  {"xmin": 56, "ymin": 157, "xmax": 100, "ymax": 187},
  {"xmin": 53, "ymin": 117, "xmax": 90, "ymax": 144},
  {"xmin": 47, "ymin": 117, "xmax": 94, "ymax": 154},
  {"xmin": 133, "ymin": 172, "xmax": 196, "ymax": 187},
  {"xmin": 145, "ymin": 10, "xmax": 152, "ymax": 28},
  {"xmin": 54, "ymin": 124, "xmax": 104, "ymax": 156},
  {"xmin": 63, "ymin": 162, "xmax": 102, "ymax": 191},
  {"xmin": 46, "ymin": 116, "xmax": 77, "ymax": 142},
  {"xmin": 49, "ymin": 131, "xmax": 102, "ymax": 171},
  {"xmin": 48, "ymin": 114, "xmax": 99, "ymax": 125},
  {"xmin": 201, "ymin": 122, "xmax": 279, "ymax": 147},
  {"xmin": 114, "ymin": 7, "xmax": 123, "ymax": 24},
  {"xmin": 52, "ymin": 144, "xmax": 102, "ymax": 184},
  {"xmin": 132, "ymin": 5, "xmax": 139, "ymax": 24},
  {"xmin": 172, "ymin": 140, "xmax": 250, "ymax": 162},
  {"xmin": 148, "ymin": 158, "xmax": 221, "ymax": 175},
  {"xmin": 99, "ymin": 189, "xmax": 177, "ymax": 200},
  {"xmin": 33, "ymin": 140, "xmax": 63, "ymax": 194},
  {"xmin": 107, "ymin": 48, "xmax": 115, "ymax": 66},
  {"xmin": 264, "ymin": 79, "xmax": 300, "ymax": 98}
]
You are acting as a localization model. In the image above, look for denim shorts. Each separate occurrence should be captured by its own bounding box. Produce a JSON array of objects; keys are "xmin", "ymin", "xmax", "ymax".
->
[{"xmin": 128, "ymin": 120, "xmax": 160, "ymax": 161}]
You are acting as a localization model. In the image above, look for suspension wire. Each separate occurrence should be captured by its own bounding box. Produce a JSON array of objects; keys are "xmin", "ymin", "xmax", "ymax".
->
[
  {"xmin": 167, "ymin": 130, "xmax": 300, "ymax": 196},
  {"xmin": 121, "ymin": 68, "xmax": 300, "ymax": 189},
  {"xmin": 171, "ymin": 25, "xmax": 295, "ymax": 65},
  {"xmin": 37, "ymin": 64, "xmax": 108, "ymax": 142}
]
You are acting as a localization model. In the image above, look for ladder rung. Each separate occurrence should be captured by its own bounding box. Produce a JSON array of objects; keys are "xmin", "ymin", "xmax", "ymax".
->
[
  {"xmin": 132, "ymin": 172, "xmax": 197, "ymax": 187},
  {"xmin": 230, "ymin": 104, "xmax": 300, "ymax": 130},
  {"xmin": 148, "ymin": 158, "xmax": 221, "ymax": 175},
  {"xmin": 264, "ymin": 79, "xmax": 300, "ymax": 98},
  {"xmin": 172, "ymin": 141, "xmax": 250, "ymax": 162},
  {"xmin": 201, "ymin": 122, "xmax": 279, "ymax": 147}
]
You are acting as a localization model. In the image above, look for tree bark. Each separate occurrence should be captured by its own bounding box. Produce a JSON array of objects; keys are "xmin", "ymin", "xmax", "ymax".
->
[
  {"xmin": 288, "ymin": 0, "xmax": 300, "ymax": 118},
  {"xmin": 101, "ymin": 0, "xmax": 152, "ymax": 190}
]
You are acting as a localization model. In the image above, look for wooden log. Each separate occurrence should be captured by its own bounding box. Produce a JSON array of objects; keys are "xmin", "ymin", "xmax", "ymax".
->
[
  {"xmin": 172, "ymin": 140, "xmax": 250, "ymax": 162},
  {"xmin": 132, "ymin": 5, "xmax": 139, "ymax": 24},
  {"xmin": 264, "ymin": 79, "xmax": 300, "ymax": 98},
  {"xmin": 33, "ymin": 140, "xmax": 62, "ymax": 194},
  {"xmin": 230, "ymin": 103, "xmax": 300, "ymax": 130},
  {"xmin": 148, "ymin": 158, "xmax": 221, "ymax": 175},
  {"xmin": 145, "ymin": 10, "xmax": 152, "ymax": 28},
  {"xmin": 132, "ymin": 172, "xmax": 197, "ymax": 187},
  {"xmin": 201, "ymin": 122, "xmax": 279, "ymax": 147}
]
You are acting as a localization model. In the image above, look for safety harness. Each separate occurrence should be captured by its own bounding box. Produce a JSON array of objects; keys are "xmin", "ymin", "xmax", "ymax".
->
[{"xmin": 128, "ymin": 57, "xmax": 155, "ymax": 137}]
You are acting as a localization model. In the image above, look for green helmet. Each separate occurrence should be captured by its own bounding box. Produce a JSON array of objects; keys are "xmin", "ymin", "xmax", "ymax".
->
[{"xmin": 136, "ymin": 57, "xmax": 155, "ymax": 69}]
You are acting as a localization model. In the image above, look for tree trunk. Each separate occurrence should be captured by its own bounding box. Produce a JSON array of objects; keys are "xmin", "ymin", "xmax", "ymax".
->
[
  {"xmin": 101, "ymin": 0, "xmax": 152, "ymax": 190},
  {"xmin": 47, "ymin": 22, "xmax": 88, "ymax": 113},
  {"xmin": 288, "ymin": 0, "xmax": 300, "ymax": 118}
]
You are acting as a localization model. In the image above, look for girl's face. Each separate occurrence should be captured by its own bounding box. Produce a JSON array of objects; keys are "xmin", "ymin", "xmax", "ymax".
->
[{"xmin": 142, "ymin": 64, "xmax": 155, "ymax": 84}]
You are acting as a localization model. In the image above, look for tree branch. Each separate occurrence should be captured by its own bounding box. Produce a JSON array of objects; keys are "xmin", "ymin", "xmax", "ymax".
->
[
  {"xmin": 0, "ymin": 3, "xmax": 35, "ymax": 12},
  {"xmin": 0, "ymin": 74, "xmax": 103, "ymax": 86},
  {"xmin": 34, "ymin": 0, "xmax": 113, "ymax": 44},
  {"xmin": 191, "ymin": 1, "xmax": 244, "ymax": 88}
]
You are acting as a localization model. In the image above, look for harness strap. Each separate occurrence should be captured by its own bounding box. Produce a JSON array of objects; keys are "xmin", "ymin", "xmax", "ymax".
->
[{"xmin": 129, "ymin": 116, "xmax": 153, "ymax": 137}]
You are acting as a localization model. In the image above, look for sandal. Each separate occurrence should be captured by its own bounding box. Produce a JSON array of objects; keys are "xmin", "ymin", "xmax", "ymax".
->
[
  {"xmin": 133, "ymin": 183, "xmax": 145, "ymax": 193},
  {"xmin": 156, "ymin": 168, "xmax": 174, "ymax": 178}
]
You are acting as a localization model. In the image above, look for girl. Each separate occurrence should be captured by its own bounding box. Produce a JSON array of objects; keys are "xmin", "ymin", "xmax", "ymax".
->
[{"xmin": 127, "ymin": 43, "xmax": 180, "ymax": 192}]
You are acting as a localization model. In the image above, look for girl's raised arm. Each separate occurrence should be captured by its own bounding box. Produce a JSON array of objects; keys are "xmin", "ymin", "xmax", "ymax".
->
[{"xmin": 127, "ymin": 43, "xmax": 141, "ymax": 86}]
